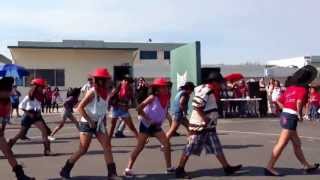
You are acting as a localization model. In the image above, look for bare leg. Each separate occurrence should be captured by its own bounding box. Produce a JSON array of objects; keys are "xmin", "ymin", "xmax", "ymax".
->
[
  {"xmin": 50, "ymin": 118, "xmax": 66, "ymax": 137},
  {"xmin": 266, "ymin": 129, "xmax": 291, "ymax": 174},
  {"xmin": 166, "ymin": 120, "xmax": 180, "ymax": 139},
  {"xmin": 69, "ymin": 133, "xmax": 92, "ymax": 164},
  {"xmin": 290, "ymin": 131, "xmax": 313, "ymax": 168},
  {"xmin": 69, "ymin": 115, "xmax": 80, "ymax": 130},
  {"xmin": 127, "ymin": 133, "xmax": 148, "ymax": 169},
  {"xmin": 216, "ymin": 153, "xmax": 231, "ymax": 168},
  {"xmin": 34, "ymin": 121, "xmax": 51, "ymax": 154},
  {"xmin": 0, "ymin": 124, "xmax": 18, "ymax": 167},
  {"xmin": 124, "ymin": 116, "xmax": 138, "ymax": 138},
  {"xmin": 109, "ymin": 118, "xmax": 118, "ymax": 138},
  {"xmin": 167, "ymin": 113, "xmax": 173, "ymax": 127},
  {"xmin": 154, "ymin": 131, "xmax": 172, "ymax": 168},
  {"xmin": 9, "ymin": 126, "xmax": 28, "ymax": 146},
  {"xmin": 96, "ymin": 132, "xmax": 114, "ymax": 165}
]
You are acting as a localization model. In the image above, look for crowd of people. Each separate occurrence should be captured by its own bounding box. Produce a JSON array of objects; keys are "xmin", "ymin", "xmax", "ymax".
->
[{"xmin": 0, "ymin": 65, "xmax": 319, "ymax": 179}]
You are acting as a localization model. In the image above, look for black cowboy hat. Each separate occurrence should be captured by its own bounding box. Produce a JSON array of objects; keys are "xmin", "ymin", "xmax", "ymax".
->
[
  {"xmin": 181, "ymin": 81, "xmax": 196, "ymax": 90},
  {"xmin": 202, "ymin": 71, "xmax": 224, "ymax": 84},
  {"xmin": 289, "ymin": 65, "xmax": 318, "ymax": 86},
  {"xmin": 122, "ymin": 74, "xmax": 134, "ymax": 83},
  {"xmin": 0, "ymin": 77, "xmax": 14, "ymax": 91}
]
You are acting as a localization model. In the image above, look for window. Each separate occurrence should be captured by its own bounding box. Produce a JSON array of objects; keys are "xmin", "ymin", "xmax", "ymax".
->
[
  {"xmin": 140, "ymin": 51, "xmax": 157, "ymax": 60},
  {"xmin": 23, "ymin": 69, "xmax": 65, "ymax": 86},
  {"xmin": 164, "ymin": 51, "xmax": 170, "ymax": 60}
]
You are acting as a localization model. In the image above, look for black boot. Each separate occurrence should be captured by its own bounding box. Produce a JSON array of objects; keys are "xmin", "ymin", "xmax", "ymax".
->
[
  {"xmin": 60, "ymin": 160, "xmax": 74, "ymax": 179},
  {"xmin": 175, "ymin": 167, "xmax": 191, "ymax": 179},
  {"xmin": 224, "ymin": 164, "xmax": 242, "ymax": 175},
  {"xmin": 107, "ymin": 163, "xmax": 117, "ymax": 179},
  {"xmin": 43, "ymin": 141, "xmax": 54, "ymax": 156},
  {"xmin": 13, "ymin": 165, "xmax": 35, "ymax": 180}
]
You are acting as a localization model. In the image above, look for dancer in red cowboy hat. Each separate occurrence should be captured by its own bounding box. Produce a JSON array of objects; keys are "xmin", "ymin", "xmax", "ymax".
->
[
  {"xmin": 124, "ymin": 77, "xmax": 175, "ymax": 177},
  {"xmin": 8, "ymin": 78, "xmax": 54, "ymax": 156},
  {"xmin": 60, "ymin": 68, "xmax": 118, "ymax": 179}
]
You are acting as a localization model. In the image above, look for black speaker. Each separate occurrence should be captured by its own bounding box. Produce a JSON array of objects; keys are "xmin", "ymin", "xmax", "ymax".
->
[
  {"xmin": 201, "ymin": 67, "xmax": 221, "ymax": 84},
  {"xmin": 248, "ymin": 81, "xmax": 260, "ymax": 98}
]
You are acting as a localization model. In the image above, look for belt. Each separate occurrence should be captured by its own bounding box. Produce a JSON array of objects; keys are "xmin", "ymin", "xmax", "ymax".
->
[{"xmin": 282, "ymin": 108, "xmax": 297, "ymax": 115}]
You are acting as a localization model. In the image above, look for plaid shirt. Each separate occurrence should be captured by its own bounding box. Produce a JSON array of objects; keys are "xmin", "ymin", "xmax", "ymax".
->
[{"xmin": 189, "ymin": 84, "xmax": 219, "ymax": 132}]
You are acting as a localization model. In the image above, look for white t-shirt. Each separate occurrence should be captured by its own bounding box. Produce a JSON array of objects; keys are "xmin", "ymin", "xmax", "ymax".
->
[
  {"xmin": 19, "ymin": 96, "xmax": 42, "ymax": 112},
  {"xmin": 271, "ymin": 87, "xmax": 281, "ymax": 102}
]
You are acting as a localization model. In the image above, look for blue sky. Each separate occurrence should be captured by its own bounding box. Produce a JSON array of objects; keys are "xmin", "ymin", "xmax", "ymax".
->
[{"xmin": 1, "ymin": 0, "xmax": 320, "ymax": 64}]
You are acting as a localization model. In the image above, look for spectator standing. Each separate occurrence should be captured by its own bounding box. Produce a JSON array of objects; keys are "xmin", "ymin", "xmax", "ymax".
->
[
  {"xmin": 10, "ymin": 85, "xmax": 21, "ymax": 119},
  {"xmin": 44, "ymin": 86, "xmax": 53, "ymax": 113},
  {"xmin": 267, "ymin": 79, "xmax": 275, "ymax": 114},
  {"xmin": 52, "ymin": 87, "xmax": 61, "ymax": 113},
  {"xmin": 135, "ymin": 77, "xmax": 149, "ymax": 104},
  {"xmin": 271, "ymin": 80, "xmax": 282, "ymax": 115},
  {"xmin": 307, "ymin": 86, "xmax": 320, "ymax": 121}
]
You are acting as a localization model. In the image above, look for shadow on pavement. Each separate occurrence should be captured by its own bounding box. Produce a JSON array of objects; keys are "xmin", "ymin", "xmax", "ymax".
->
[
  {"xmin": 14, "ymin": 140, "xmax": 70, "ymax": 145},
  {"xmin": 49, "ymin": 176, "xmax": 107, "ymax": 180},
  {"xmin": 0, "ymin": 152, "xmax": 72, "ymax": 159},
  {"xmin": 86, "ymin": 150, "xmax": 130, "ymax": 155},
  {"xmin": 222, "ymin": 144, "xmax": 263, "ymax": 149},
  {"xmin": 244, "ymin": 166, "xmax": 320, "ymax": 176}
]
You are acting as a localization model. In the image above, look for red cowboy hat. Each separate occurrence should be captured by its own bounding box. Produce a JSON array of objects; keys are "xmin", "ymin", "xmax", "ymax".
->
[
  {"xmin": 90, "ymin": 68, "xmax": 111, "ymax": 78},
  {"xmin": 151, "ymin": 77, "xmax": 169, "ymax": 87},
  {"xmin": 31, "ymin": 78, "xmax": 46, "ymax": 87},
  {"xmin": 224, "ymin": 73, "xmax": 244, "ymax": 83}
]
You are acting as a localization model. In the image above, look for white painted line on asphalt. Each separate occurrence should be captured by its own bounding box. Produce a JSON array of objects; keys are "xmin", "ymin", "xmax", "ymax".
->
[
  {"xmin": 220, "ymin": 119, "xmax": 279, "ymax": 123},
  {"xmin": 219, "ymin": 130, "xmax": 320, "ymax": 140}
]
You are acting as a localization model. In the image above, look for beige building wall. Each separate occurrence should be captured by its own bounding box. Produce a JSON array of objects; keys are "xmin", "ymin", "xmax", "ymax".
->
[
  {"xmin": 10, "ymin": 48, "xmax": 134, "ymax": 88},
  {"xmin": 132, "ymin": 49, "xmax": 170, "ymax": 78}
]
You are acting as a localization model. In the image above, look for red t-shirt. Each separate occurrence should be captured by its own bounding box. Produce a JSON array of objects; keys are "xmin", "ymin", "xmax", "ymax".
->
[
  {"xmin": 0, "ymin": 101, "xmax": 11, "ymax": 117},
  {"xmin": 233, "ymin": 84, "xmax": 247, "ymax": 98},
  {"xmin": 280, "ymin": 86, "xmax": 307, "ymax": 111},
  {"xmin": 309, "ymin": 92, "xmax": 320, "ymax": 106},
  {"xmin": 45, "ymin": 90, "xmax": 53, "ymax": 101}
]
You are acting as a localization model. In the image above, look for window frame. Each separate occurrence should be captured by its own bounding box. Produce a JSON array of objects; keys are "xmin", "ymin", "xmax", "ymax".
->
[{"xmin": 140, "ymin": 50, "xmax": 158, "ymax": 60}]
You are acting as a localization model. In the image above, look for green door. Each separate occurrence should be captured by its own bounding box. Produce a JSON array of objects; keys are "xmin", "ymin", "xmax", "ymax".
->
[{"xmin": 170, "ymin": 41, "xmax": 201, "ymax": 109}]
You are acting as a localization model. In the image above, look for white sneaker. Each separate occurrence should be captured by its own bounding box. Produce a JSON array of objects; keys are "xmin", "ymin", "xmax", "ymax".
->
[
  {"xmin": 48, "ymin": 136, "xmax": 56, "ymax": 141},
  {"xmin": 166, "ymin": 167, "xmax": 176, "ymax": 174},
  {"xmin": 124, "ymin": 168, "xmax": 134, "ymax": 178}
]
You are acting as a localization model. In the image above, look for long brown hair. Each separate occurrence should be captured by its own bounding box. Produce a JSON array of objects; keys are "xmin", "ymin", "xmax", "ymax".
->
[{"xmin": 29, "ymin": 86, "xmax": 43, "ymax": 101}]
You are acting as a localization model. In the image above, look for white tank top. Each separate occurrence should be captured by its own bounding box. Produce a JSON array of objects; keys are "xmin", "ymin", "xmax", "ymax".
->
[{"xmin": 80, "ymin": 88, "xmax": 107, "ymax": 123}]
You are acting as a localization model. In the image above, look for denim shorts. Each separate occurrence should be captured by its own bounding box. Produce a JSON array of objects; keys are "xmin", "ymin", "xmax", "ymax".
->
[
  {"xmin": 21, "ymin": 114, "xmax": 42, "ymax": 129},
  {"xmin": 280, "ymin": 112, "xmax": 298, "ymax": 131},
  {"xmin": 62, "ymin": 110, "xmax": 74, "ymax": 120},
  {"xmin": 172, "ymin": 112, "xmax": 188, "ymax": 123},
  {"xmin": 139, "ymin": 122, "xmax": 162, "ymax": 136},
  {"xmin": 0, "ymin": 117, "xmax": 9, "ymax": 126},
  {"xmin": 79, "ymin": 122, "xmax": 98, "ymax": 134},
  {"xmin": 110, "ymin": 108, "xmax": 129, "ymax": 119}
]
